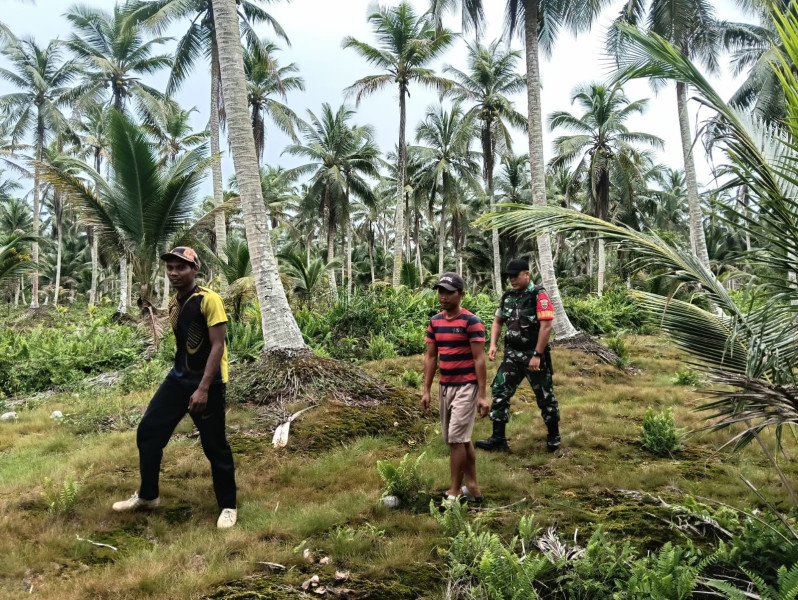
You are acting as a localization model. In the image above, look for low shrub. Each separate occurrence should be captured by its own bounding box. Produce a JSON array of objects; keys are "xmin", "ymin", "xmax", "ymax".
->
[
  {"xmin": 562, "ymin": 285, "xmax": 650, "ymax": 335},
  {"xmin": 673, "ymin": 368, "xmax": 702, "ymax": 386},
  {"xmin": 401, "ymin": 369, "xmax": 423, "ymax": 388},
  {"xmin": 41, "ymin": 466, "xmax": 93, "ymax": 516},
  {"xmin": 640, "ymin": 407, "xmax": 684, "ymax": 456},
  {"xmin": 376, "ymin": 452, "xmax": 427, "ymax": 505},
  {"xmin": 606, "ymin": 332, "xmax": 631, "ymax": 369}
]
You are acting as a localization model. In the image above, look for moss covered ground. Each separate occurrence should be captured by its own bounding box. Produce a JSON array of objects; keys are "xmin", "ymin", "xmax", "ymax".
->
[{"xmin": 0, "ymin": 335, "xmax": 795, "ymax": 598}]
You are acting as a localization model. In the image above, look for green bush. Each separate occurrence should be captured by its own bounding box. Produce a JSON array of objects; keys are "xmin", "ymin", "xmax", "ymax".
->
[
  {"xmin": 366, "ymin": 333, "xmax": 397, "ymax": 361},
  {"xmin": 640, "ymin": 407, "xmax": 684, "ymax": 456},
  {"xmin": 562, "ymin": 285, "xmax": 650, "ymax": 335},
  {"xmin": 401, "ymin": 369, "xmax": 423, "ymax": 388},
  {"xmin": 673, "ymin": 368, "xmax": 702, "ymax": 386},
  {"xmin": 0, "ymin": 316, "xmax": 146, "ymax": 396},
  {"xmin": 606, "ymin": 332, "xmax": 631, "ymax": 369},
  {"xmin": 376, "ymin": 452, "xmax": 427, "ymax": 505}
]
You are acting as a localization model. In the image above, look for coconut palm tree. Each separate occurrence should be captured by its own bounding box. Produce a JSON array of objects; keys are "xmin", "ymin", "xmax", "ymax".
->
[
  {"xmin": 143, "ymin": 102, "xmax": 209, "ymax": 165},
  {"xmin": 131, "ymin": 0, "xmax": 289, "ymax": 290},
  {"xmin": 343, "ymin": 2, "xmax": 454, "ymax": 288},
  {"xmin": 432, "ymin": 0, "xmax": 610, "ymax": 339},
  {"xmin": 443, "ymin": 40, "xmax": 527, "ymax": 294},
  {"xmin": 607, "ymin": 0, "xmax": 721, "ymax": 270},
  {"xmin": 0, "ymin": 231, "xmax": 36, "ymax": 291},
  {"xmin": 65, "ymin": 3, "xmax": 172, "ymax": 116},
  {"xmin": 277, "ymin": 249, "xmax": 341, "ymax": 308},
  {"xmin": 0, "ymin": 38, "xmax": 80, "ymax": 309},
  {"xmin": 39, "ymin": 111, "xmax": 211, "ymax": 314},
  {"xmin": 210, "ymin": 0, "xmax": 305, "ymax": 351},
  {"xmin": 283, "ymin": 104, "xmax": 380, "ymax": 296},
  {"xmin": 411, "ymin": 103, "xmax": 482, "ymax": 275},
  {"xmin": 242, "ymin": 40, "xmax": 305, "ymax": 164},
  {"xmin": 548, "ymin": 82, "xmax": 663, "ymax": 294}
]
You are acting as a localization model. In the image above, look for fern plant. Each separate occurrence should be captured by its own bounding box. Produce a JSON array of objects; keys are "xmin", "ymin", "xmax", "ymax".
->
[
  {"xmin": 640, "ymin": 407, "xmax": 684, "ymax": 456},
  {"xmin": 623, "ymin": 542, "xmax": 716, "ymax": 600},
  {"xmin": 376, "ymin": 452, "xmax": 426, "ymax": 504},
  {"xmin": 41, "ymin": 466, "xmax": 93, "ymax": 515},
  {"xmin": 705, "ymin": 562, "xmax": 798, "ymax": 599}
]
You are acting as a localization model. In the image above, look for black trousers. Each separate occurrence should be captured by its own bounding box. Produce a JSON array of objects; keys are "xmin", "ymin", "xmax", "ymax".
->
[{"xmin": 136, "ymin": 372, "xmax": 236, "ymax": 509}]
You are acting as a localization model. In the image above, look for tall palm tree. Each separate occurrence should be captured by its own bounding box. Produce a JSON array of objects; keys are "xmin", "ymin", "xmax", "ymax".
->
[
  {"xmin": 277, "ymin": 249, "xmax": 340, "ymax": 308},
  {"xmin": 443, "ymin": 40, "xmax": 527, "ymax": 294},
  {"xmin": 0, "ymin": 231, "xmax": 36, "ymax": 291},
  {"xmin": 65, "ymin": 3, "xmax": 172, "ymax": 116},
  {"xmin": 242, "ymin": 40, "xmax": 305, "ymax": 164},
  {"xmin": 71, "ymin": 102, "xmax": 111, "ymax": 305},
  {"xmin": 607, "ymin": 0, "xmax": 721, "ymax": 269},
  {"xmin": 284, "ymin": 104, "xmax": 379, "ymax": 296},
  {"xmin": 211, "ymin": 0, "xmax": 305, "ymax": 351},
  {"xmin": 132, "ymin": 0, "xmax": 289, "ymax": 290},
  {"xmin": 343, "ymin": 2, "xmax": 454, "ymax": 288},
  {"xmin": 548, "ymin": 82, "xmax": 663, "ymax": 294},
  {"xmin": 0, "ymin": 38, "xmax": 80, "ymax": 309},
  {"xmin": 433, "ymin": 0, "xmax": 610, "ymax": 339},
  {"xmin": 412, "ymin": 103, "xmax": 482, "ymax": 275},
  {"xmin": 640, "ymin": 167, "xmax": 689, "ymax": 234}
]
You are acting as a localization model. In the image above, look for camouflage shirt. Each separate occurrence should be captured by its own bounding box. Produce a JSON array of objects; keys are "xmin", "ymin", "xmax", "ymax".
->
[{"xmin": 496, "ymin": 282, "xmax": 555, "ymax": 360}]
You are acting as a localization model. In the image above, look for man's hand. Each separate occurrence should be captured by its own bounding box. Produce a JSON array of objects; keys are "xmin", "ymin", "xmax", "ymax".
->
[
  {"xmin": 189, "ymin": 386, "xmax": 209, "ymax": 416},
  {"xmin": 477, "ymin": 393, "xmax": 490, "ymax": 418},
  {"xmin": 421, "ymin": 391, "xmax": 431, "ymax": 415},
  {"xmin": 528, "ymin": 356, "xmax": 542, "ymax": 372},
  {"xmin": 488, "ymin": 345, "xmax": 497, "ymax": 361}
]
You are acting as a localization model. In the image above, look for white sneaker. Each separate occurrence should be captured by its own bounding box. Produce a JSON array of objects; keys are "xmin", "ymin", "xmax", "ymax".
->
[
  {"xmin": 112, "ymin": 492, "xmax": 160, "ymax": 512},
  {"xmin": 217, "ymin": 508, "xmax": 237, "ymax": 529}
]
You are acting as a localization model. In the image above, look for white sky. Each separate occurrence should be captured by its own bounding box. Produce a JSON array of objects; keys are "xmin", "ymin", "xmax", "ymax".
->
[{"xmin": 0, "ymin": 0, "xmax": 753, "ymax": 198}]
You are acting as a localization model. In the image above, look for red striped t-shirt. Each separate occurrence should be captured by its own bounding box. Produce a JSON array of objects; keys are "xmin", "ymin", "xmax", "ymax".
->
[{"xmin": 426, "ymin": 309, "xmax": 486, "ymax": 386}]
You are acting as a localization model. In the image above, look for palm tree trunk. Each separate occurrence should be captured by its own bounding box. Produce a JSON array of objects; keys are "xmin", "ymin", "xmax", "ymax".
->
[
  {"xmin": 347, "ymin": 221, "xmax": 353, "ymax": 295},
  {"xmin": 524, "ymin": 2, "xmax": 577, "ymax": 338},
  {"xmin": 53, "ymin": 210, "xmax": 63, "ymax": 306},
  {"xmin": 368, "ymin": 225, "xmax": 376, "ymax": 283},
  {"xmin": 19, "ymin": 276, "xmax": 26, "ymax": 305},
  {"xmin": 212, "ymin": 0, "xmax": 305, "ymax": 351},
  {"xmin": 438, "ymin": 210, "xmax": 445, "ymax": 275},
  {"xmin": 392, "ymin": 84, "xmax": 407, "ymax": 288},
  {"xmin": 210, "ymin": 38, "xmax": 228, "ymax": 294},
  {"xmin": 161, "ymin": 265, "xmax": 170, "ymax": 310},
  {"xmin": 676, "ymin": 82, "xmax": 710, "ymax": 269},
  {"xmin": 127, "ymin": 260, "xmax": 133, "ymax": 309},
  {"xmin": 483, "ymin": 124, "xmax": 502, "ymax": 295},
  {"xmin": 30, "ymin": 135, "xmax": 42, "ymax": 310},
  {"xmin": 117, "ymin": 258, "xmax": 128, "ymax": 314},
  {"xmin": 325, "ymin": 198, "xmax": 337, "ymax": 297},
  {"xmin": 14, "ymin": 278, "xmax": 20, "ymax": 307},
  {"xmin": 89, "ymin": 227, "xmax": 99, "ymax": 306},
  {"xmin": 597, "ymin": 238, "xmax": 605, "ymax": 297}
]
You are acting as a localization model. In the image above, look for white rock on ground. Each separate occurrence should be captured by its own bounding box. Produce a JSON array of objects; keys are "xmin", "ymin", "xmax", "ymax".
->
[
  {"xmin": 1, "ymin": 412, "xmax": 18, "ymax": 421},
  {"xmin": 381, "ymin": 495, "xmax": 400, "ymax": 509},
  {"xmin": 50, "ymin": 410, "xmax": 63, "ymax": 419}
]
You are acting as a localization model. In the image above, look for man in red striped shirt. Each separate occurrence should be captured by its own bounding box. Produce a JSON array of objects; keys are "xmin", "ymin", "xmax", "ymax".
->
[{"xmin": 421, "ymin": 273, "xmax": 489, "ymax": 505}]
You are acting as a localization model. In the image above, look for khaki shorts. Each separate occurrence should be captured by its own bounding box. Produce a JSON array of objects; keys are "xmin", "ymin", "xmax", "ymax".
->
[{"xmin": 439, "ymin": 383, "xmax": 478, "ymax": 444}]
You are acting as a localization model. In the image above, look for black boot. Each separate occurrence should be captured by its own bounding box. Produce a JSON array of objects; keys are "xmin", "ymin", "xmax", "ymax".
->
[
  {"xmin": 546, "ymin": 421, "xmax": 561, "ymax": 452},
  {"xmin": 475, "ymin": 421, "xmax": 509, "ymax": 452}
]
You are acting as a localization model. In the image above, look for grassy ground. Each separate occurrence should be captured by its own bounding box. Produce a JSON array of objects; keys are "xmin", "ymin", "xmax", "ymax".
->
[{"xmin": 0, "ymin": 335, "xmax": 795, "ymax": 599}]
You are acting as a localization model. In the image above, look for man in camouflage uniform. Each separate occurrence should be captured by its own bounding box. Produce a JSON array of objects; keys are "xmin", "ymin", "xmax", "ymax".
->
[{"xmin": 475, "ymin": 259, "xmax": 561, "ymax": 452}]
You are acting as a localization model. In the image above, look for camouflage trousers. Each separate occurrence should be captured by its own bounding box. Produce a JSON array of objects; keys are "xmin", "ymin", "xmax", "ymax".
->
[{"xmin": 490, "ymin": 356, "xmax": 559, "ymax": 425}]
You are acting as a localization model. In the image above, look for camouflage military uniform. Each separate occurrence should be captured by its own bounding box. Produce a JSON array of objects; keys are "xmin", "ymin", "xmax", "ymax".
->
[{"xmin": 490, "ymin": 283, "xmax": 559, "ymax": 426}]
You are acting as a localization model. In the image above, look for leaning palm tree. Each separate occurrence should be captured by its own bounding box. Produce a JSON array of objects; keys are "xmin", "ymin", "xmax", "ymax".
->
[
  {"xmin": 607, "ymin": 0, "xmax": 721, "ymax": 270},
  {"xmin": 443, "ymin": 39, "xmax": 527, "ymax": 294},
  {"xmin": 432, "ymin": 0, "xmax": 611, "ymax": 339},
  {"xmin": 211, "ymin": 0, "xmax": 305, "ymax": 351},
  {"xmin": 131, "ymin": 0, "xmax": 289, "ymax": 288},
  {"xmin": 0, "ymin": 37, "xmax": 80, "ymax": 309},
  {"xmin": 242, "ymin": 40, "xmax": 305, "ymax": 164},
  {"xmin": 411, "ymin": 103, "xmax": 482, "ymax": 275},
  {"xmin": 481, "ymin": 17, "xmax": 798, "ymax": 510},
  {"xmin": 343, "ymin": 2, "xmax": 454, "ymax": 288},
  {"xmin": 547, "ymin": 82, "xmax": 663, "ymax": 295}
]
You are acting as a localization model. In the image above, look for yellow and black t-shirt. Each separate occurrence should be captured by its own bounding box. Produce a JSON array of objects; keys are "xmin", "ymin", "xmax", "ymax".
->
[{"xmin": 168, "ymin": 286, "xmax": 229, "ymax": 384}]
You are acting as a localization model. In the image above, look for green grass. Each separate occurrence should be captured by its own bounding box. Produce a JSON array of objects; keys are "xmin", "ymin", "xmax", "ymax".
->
[{"xmin": 0, "ymin": 335, "xmax": 795, "ymax": 598}]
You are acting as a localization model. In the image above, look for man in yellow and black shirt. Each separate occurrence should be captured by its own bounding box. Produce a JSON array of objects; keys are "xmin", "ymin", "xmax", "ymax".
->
[{"xmin": 112, "ymin": 247, "xmax": 237, "ymax": 529}]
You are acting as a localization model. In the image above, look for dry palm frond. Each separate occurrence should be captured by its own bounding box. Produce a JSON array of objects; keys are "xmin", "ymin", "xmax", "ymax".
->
[{"xmin": 534, "ymin": 527, "xmax": 585, "ymax": 563}]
